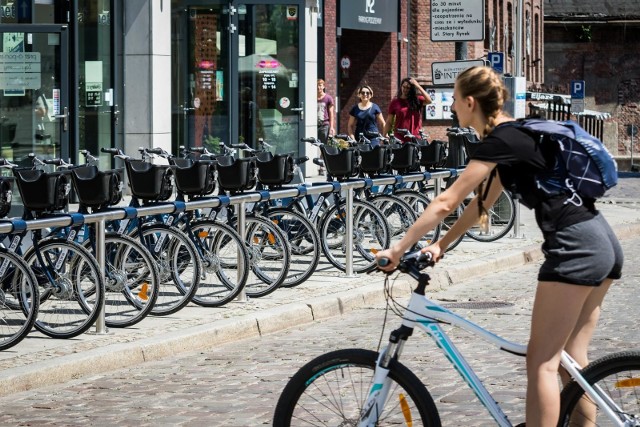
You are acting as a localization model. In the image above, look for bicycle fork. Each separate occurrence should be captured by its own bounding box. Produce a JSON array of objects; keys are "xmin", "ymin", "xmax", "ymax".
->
[{"xmin": 359, "ymin": 325, "xmax": 413, "ymax": 426}]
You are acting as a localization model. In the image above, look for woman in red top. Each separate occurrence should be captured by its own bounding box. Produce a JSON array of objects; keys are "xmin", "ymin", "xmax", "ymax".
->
[{"xmin": 382, "ymin": 77, "xmax": 432, "ymax": 142}]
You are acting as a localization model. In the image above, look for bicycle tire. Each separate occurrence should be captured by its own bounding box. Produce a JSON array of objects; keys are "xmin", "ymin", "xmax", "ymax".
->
[
  {"xmin": 133, "ymin": 224, "xmax": 201, "ymax": 316},
  {"xmin": 264, "ymin": 208, "xmax": 320, "ymax": 288},
  {"xmin": 465, "ymin": 189, "xmax": 516, "ymax": 242},
  {"xmin": 85, "ymin": 233, "xmax": 160, "ymax": 328},
  {"xmin": 0, "ymin": 249, "xmax": 39, "ymax": 350},
  {"xmin": 239, "ymin": 215, "xmax": 291, "ymax": 298},
  {"xmin": 319, "ymin": 199, "xmax": 390, "ymax": 273},
  {"xmin": 273, "ymin": 348, "xmax": 441, "ymax": 426},
  {"xmin": 24, "ymin": 238, "xmax": 105, "ymax": 339},
  {"xmin": 369, "ymin": 194, "xmax": 418, "ymax": 246},
  {"xmin": 190, "ymin": 220, "xmax": 249, "ymax": 307},
  {"xmin": 558, "ymin": 351, "xmax": 640, "ymax": 426},
  {"xmin": 394, "ymin": 189, "xmax": 441, "ymax": 244}
]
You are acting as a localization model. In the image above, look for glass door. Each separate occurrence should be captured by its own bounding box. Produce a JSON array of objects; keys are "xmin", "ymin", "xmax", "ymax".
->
[
  {"xmin": 237, "ymin": 3, "xmax": 301, "ymax": 153},
  {"xmin": 172, "ymin": 4, "xmax": 231, "ymax": 153},
  {"xmin": 0, "ymin": 25, "xmax": 69, "ymax": 165},
  {"xmin": 172, "ymin": 1, "xmax": 303, "ymax": 156}
]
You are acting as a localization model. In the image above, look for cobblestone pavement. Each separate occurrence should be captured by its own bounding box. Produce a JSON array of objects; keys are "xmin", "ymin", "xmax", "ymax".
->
[{"xmin": 0, "ymin": 235, "xmax": 637, "ymax": 426}]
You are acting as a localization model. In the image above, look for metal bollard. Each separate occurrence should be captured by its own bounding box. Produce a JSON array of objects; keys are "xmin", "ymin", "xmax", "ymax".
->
[
  {"xmin": 92, "ymin": 219, "xmax": 109, "ymax": 334},
  {"xmin": 343, "ymin": 187, "xmax": 356, "ymax": 277},
  {"xmin": 236, "ymin": 201, "xmax": 248, "ymax": 302}
]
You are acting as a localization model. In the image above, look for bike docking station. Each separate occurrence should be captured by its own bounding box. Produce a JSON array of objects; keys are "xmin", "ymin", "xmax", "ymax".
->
[{"xmin": 0, "ymin": 167, "xmax": 460, "ymax": 334}]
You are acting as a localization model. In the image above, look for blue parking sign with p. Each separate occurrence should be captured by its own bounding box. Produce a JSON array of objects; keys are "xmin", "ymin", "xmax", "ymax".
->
[
  {"xmin": 571, "ymin": 80, "xmax": 585, "ymax": 99},
  {"xmin": 488, "ymin": 52, "xmax": 504, "ymax": 74}
]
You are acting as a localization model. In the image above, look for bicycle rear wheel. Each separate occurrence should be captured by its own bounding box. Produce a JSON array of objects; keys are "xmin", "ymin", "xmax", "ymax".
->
[
  {"xmin": 465, "ymin": 189, "xmax": 515, "ymax": 242},
  {"xmin": 559, "ymin": 351, "xmax": 640, "ymax": 426},
  {"xmin": 273, "ymin": 348, "xmax": 441, "ymax": 426},
  {"xmin": 25, "ymin": 239, "xmax": 104, "ymax": 339},
  {"xmin": 0, "ymin": 249, "xmax": 39, "ymax": 350}
]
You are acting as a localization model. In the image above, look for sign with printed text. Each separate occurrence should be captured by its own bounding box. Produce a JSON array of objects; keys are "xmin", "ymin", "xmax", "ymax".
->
[
  {"xmin": 431, "ymin": 59, "xmax": 485, "ymax": 85},
  {"xmin": 431, "ymin": 0, "xmax": 485, "ymax": 42},
  {"xmin": 340, "ymin": 0, "xmax": 399, "ymax": 33},
  {"xmin": 571, "ymin": 80, "xmax": 585, "ymax": 113}
]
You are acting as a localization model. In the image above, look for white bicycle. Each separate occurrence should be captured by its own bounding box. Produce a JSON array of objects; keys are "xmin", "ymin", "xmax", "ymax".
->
[{"xmin": 274, "ymin": 250, "xmax": 640, "ymax": 426}]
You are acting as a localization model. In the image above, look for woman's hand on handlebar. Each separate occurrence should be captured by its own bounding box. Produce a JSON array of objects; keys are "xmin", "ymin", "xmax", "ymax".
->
[
  {"xmin": 375, "ymin": 246, "xmax": 403, "ymax": 272},
  {"xmin": 376, "ymin": 241, "xmax": 445, "ymax": 273}
]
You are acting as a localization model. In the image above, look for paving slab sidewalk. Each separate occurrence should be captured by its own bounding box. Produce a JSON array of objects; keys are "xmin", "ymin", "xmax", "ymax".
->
[{"xmin": 0, "ymin": 194, "xmax": 639, "ymax": 397}]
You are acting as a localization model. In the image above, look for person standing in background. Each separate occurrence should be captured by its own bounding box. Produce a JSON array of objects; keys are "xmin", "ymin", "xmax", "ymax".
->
[
  {"xmin": 383, "ymin": 77, "xmax": 432, "ymax": 142},
  {"xmin": 347, "ymin": 85, "xmax": 385, "ymax": 146},
  {"xmin": 317, "ymin": 79, "xmax": 335, "ymax": 145}
]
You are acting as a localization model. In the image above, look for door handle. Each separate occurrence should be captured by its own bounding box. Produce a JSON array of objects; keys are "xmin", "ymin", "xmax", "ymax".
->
[
  {"xmin": 53, "ymin": 107, "xmax": 68, "ymax": 131},
  {"xmin": 291, "ymin": 102, "xmax": 304, "ymax": 120}
]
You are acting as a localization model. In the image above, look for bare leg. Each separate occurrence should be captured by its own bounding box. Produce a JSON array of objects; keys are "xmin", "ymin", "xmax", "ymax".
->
[
  {"xmin": 526, "ymin": 281, "xmax": 595, "ymax": 427},
  {"xmin": 559, "ymin": 279, "xmax": 613, "ymax": 426}
]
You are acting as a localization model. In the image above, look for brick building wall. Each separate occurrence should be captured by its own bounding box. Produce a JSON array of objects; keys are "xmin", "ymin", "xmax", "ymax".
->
[
  {"xmin": 544, "ymin": 23, "xmax": 640, "ymax": 157},
  {"xmin": 320, "ymin": 0, "xmax": 544, "ymax": 142}
]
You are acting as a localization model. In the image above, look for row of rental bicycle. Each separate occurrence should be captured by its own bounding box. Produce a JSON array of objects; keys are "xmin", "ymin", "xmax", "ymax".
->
[{"xmin": 0, "ymin": 131, "xmax": 517, "ymax": 351}]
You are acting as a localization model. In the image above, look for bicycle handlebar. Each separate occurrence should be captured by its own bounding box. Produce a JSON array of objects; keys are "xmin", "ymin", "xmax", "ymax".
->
[{"xmin": 377, "ymin": 250, "xmax": 434, "ymax": 274}]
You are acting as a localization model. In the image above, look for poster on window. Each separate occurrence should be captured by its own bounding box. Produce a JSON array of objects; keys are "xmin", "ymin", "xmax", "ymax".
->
[{"xmin": 424, "ymin": 88, "xmax": 454, "ymax": 121}]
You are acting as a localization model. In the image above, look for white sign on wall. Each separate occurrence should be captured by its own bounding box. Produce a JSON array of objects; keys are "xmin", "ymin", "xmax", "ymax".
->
[
  {"xmin": 431, "ymin": 59, "xmax": 485, "ymax": 85},
  {"xmin": 431, "ymin": 0, "xmax": 485, "ymax": 42},
  {"xmin": 425, "ymin": 88, "xmax": 454, "ymax": 121}
]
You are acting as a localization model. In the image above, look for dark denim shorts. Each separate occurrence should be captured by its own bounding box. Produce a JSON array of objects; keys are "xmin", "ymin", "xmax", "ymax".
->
[{"xmin": 538, "ymin": 213, "xmax": 624, "ymax": 286}]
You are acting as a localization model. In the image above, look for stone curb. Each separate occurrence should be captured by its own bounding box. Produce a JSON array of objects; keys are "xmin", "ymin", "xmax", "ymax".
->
[{"xmin": 0, "ymin": 220, "xmax": 638, "ymax": 397}]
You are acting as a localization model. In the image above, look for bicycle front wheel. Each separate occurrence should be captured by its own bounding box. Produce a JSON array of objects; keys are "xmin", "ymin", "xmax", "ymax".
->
[
  {"xmin": 190, "ymin": 220, "xmax": 249, "ymax": 307},
  {"xmin": 0, "ymin": 249, "xmax": 39, "ymax": 350},
  {"xmin": 559, "ymin": 351, "xmax": 640, "ymax": 426},
  {"xmin": 136, "ymin": 224, "xmax": 201, "ymax": 316},
  {"xmin": 240, "ymin": 216, "xmax": 290, "ymax": 298},
  {"xmin": 89, "ymin": 233, "xmax": 160, "ymax": 328},
  {"xmin": 25, "ymin": 239, "xmax": 104, "ymax": 339},
  {"xmin": 320, "ymin": 200, "xmax": 390, "ymax": 273},
  {"xmin": 273, "ymin": 348, "xmax": 441, "ymax": 426},
  {"xmin": 265, "ymin": 208, "xmax": 320, "ymax": 288}
]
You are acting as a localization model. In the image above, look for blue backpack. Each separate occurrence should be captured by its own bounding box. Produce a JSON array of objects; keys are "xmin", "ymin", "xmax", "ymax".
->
[{"xmin": 504, "ymin": 119, "xmax": 618, "ymax": 207}]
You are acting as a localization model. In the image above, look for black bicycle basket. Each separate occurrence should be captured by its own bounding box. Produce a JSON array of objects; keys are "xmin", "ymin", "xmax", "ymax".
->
[
  {"xmin": 13, "ymin": 168, "xmax": 71, "ymax": 212},
  {"xmin": 216, "ymin": 156, "xmax": 257, "ymax": 192},
  {"xmin": 125, "ymin": 160, "xmax": 174, "ymax": 201},
  {"xmin": 389, "ymin": 142, "xmax": 420, "ymax": 173},
  {"xmin": 71, "ymin": 165, "xmax": 123, "ymax": 208},
  {"xmin": 418, "ymin": 140, "xmax": 447, "ymax": 168},
  {"xmin": 320, "ymin": 145, "xmax": 358, "ymax": 179},
  {"xmin": 0, "ymin": 177, "xmax": 13, "ymax": 218},
  {"xmin": 256, "ymin": 151, "xmax": 294, "ymax": 186},
  {"xmin": 358, "ymin": 145, "xmax": 389, "ymax": 175},
  {"xmin": 170, "ymin": 158, "xmax": 216, "ymax": 196}
]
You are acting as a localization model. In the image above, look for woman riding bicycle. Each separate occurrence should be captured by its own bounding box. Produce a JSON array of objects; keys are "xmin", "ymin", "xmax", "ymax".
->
[{"xmin": 376, "ymin": 66, "xmax": 623, "ymax": 426}]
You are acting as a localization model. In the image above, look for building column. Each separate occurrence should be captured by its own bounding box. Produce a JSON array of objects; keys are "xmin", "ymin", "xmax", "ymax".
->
[{"xmin": 123, "ymin": 0, "xmax": 171, "ymax": 155}]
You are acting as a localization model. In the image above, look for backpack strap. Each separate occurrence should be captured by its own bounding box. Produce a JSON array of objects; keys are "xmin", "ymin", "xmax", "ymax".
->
[{"xmin": 477, "ymin": 167, "xmax": 497, "ymax": 230}]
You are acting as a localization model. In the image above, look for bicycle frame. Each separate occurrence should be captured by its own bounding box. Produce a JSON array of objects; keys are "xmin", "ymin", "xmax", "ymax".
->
[{"xmin": 361, "ymin": 286, "xmax": 630, "ymax": 427}]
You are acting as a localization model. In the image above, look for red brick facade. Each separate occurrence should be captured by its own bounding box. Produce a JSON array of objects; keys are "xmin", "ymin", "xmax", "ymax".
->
[{"xmin": 320, "ymin": 0, "xmax": 544, "ymax": 141}]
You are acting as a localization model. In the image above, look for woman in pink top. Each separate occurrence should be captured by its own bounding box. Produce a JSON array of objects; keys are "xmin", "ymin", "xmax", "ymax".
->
[{"xmin": 382, "ymin": 77, "xmax": 432, "ymax": 142}]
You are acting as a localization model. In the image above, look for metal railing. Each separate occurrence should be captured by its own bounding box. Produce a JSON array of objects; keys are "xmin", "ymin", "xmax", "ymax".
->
[{"xmin": 0, "ymin": 168, "xmax": 459, "ymax": 334}]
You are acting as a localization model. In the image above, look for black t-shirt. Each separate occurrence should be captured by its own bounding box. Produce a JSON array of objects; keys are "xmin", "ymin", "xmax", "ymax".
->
[{"xmin": 471, "ymin": 124, "xmax": 596, "ymax": 233}]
